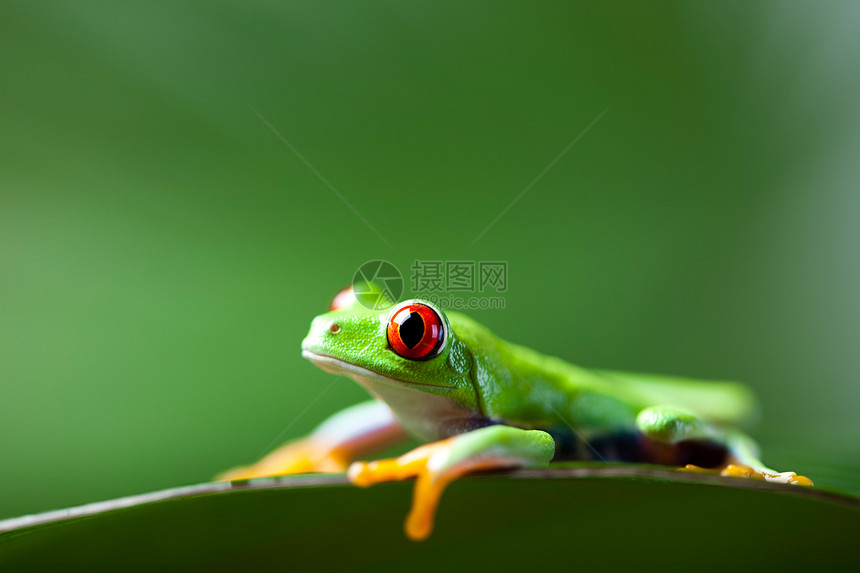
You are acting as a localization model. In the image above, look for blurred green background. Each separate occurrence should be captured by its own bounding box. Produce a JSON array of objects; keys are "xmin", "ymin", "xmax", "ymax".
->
[{"xmin": 1, "ymin": 0, "xmax": 859, "ymax": 522}]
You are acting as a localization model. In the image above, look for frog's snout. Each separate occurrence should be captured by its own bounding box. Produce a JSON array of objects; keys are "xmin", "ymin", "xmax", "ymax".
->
[
  {"xmin": 301, "ymin": 315, "xmax": 348, "ymax": 353},
  {"xmin": 302, "ymin": 315, "xmax": 329, "ymax": 351},
  {"xmin": 301, "ymin": 311, "xmax": 387, "ymax": 362}
]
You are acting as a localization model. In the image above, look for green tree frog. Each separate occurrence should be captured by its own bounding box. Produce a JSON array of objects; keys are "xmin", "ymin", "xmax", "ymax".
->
[{"xmin": 219, "ymin": 287, "xmax": 812, "ymax": 540}]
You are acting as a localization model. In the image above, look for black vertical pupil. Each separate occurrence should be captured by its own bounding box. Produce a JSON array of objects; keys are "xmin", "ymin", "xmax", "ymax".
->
[{"xmin": 399, "ymin": 312, "xmax": 425, "ymax": 349}]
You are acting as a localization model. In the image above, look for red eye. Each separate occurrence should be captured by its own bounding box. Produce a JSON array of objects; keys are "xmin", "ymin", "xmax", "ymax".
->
[{"xmin": 387, "ymin": 302, "xmax": 446, "ymax": 360}]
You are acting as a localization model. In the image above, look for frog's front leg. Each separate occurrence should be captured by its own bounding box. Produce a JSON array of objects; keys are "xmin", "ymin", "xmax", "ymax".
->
[
  {"xmin": 217, "ymin": 400, "xmax": 406, "ymax": 481},
  {"xmin": 636, "ymin": 405, "xmax": 812, "ymax": 486},
  {"xmin": 348, "ymin": 425, "xmax": 555, "ymax": 541}
]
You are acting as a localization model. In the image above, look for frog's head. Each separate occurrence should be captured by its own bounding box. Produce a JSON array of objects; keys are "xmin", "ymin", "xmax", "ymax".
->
[{"xmin": 301, "ymin": 287, "xmax": 476, "ymax": 406}]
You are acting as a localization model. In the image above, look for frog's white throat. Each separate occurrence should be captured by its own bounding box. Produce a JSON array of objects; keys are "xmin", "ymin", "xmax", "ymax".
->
[{"xmin": 301, "ymin": 350, "xmax": 474, "ymax": 441}]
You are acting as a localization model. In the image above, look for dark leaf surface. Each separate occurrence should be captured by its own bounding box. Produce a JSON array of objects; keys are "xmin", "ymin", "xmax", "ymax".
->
[{"xmin": 1, "ymin": 467, "xmax": 858, "ymax": 572}]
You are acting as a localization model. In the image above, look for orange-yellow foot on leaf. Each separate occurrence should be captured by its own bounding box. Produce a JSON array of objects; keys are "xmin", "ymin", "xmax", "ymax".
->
[
  {"xmin": 217, "ymin": 438, "xmax": 349, "ymax": 481},
  {"xmin": 681, "ymin": 463, "xmax": 813, "ymax": 486},
  {"xmin": 348, "ymin": 425, "xmax": 555, "ymax": 541}
]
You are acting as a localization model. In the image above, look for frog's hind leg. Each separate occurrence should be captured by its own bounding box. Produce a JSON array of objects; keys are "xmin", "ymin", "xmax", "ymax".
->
[
  {"xmin": 635, "ymin": 406, "xmax": 812, "ymax": 486},
  {"xmin": 635, "ymin": 406, "xmax": 727, "ymax": 467}
]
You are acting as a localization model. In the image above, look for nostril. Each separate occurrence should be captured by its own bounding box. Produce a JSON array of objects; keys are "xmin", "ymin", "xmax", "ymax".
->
[{"xmin": 329, "ymin": 323, "xmax": 342, "ymax": 334}]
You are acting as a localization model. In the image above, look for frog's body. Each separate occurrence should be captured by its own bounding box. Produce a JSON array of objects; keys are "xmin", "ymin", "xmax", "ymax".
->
[{"xmin": 220, "ymin": 289, "xmax": 812, "ymax": 540}]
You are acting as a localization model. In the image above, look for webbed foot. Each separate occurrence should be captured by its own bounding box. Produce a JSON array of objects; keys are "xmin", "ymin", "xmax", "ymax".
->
[
  {"xmin": 348, "ymin": 426, "xmax": 555, "ymax": 541},
  {"xmin": 348, "ymin": 438, "xmax": 466, "ymax": 541}
]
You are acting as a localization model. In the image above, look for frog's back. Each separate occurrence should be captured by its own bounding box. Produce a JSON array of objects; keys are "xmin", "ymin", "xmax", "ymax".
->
[
  {"xmin": 447, "ymin": 311, "xmax": 758, "ymax": 428},
  {"xmin": 594, "ymin": 369, "xmax": 758, "ymax": 427},
  {"xmin": 505, "ymin": 342, "xmax": 758, "ymax": 428}
]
